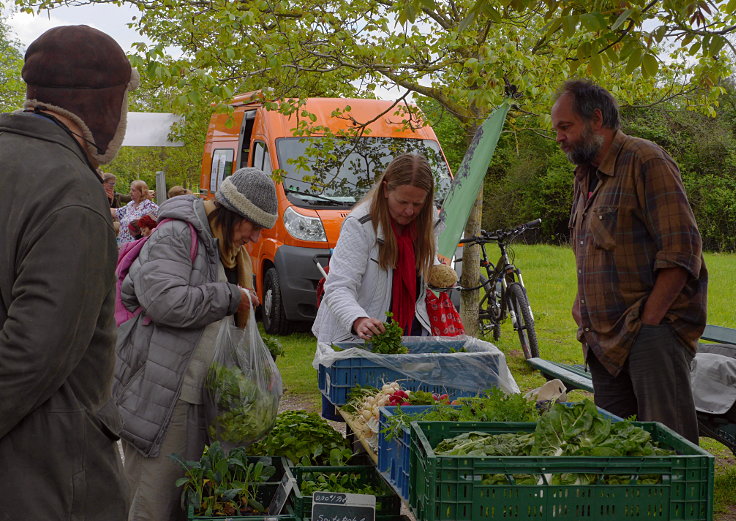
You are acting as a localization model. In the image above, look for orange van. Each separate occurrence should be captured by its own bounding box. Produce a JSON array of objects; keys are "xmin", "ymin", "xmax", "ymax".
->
[{"xmin": 200, "ymin": 94, "xmax": 452, "ymax": 334}]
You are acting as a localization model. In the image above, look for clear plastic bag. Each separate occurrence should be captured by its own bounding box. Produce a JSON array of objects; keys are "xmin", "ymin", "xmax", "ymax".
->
[
  {"xmin": 204, "ymin": 307, "xmax": 282, "ymax": 447},
  {"xmin": 313, "ymin": 336, "xmax": 520, "ymax": 395}
]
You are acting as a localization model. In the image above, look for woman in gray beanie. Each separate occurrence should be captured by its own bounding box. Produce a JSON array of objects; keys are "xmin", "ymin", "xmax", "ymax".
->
[{"xmin": 113, "ymin": 167, "xmax": 278, "ymax": 521}]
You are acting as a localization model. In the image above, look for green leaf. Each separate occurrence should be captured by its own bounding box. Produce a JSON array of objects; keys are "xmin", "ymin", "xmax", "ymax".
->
[
  {"xmin": 581, "ymin": 41, "xmax": 592, "ymax": 58},
  {"xmin": 641, "ymin": 53, "xmax": 658, "ymax": 77},
  {"xmin": 653, "ymin": 25, "xmax": 668, "ymax": 43},
  {"xmin": 624, "ymin": 47, "xmax": 642, "ymax": 73},
  {"xmin": 188, "ymin": 90, "xmax": 201, "ymax": 105},
  {"xmin": 709, "ymin": 35, "xmax": 727, "ymax": 56},
  {"xmin": 561, "ymin": 15, "xmax": 578, "ymax": 37},
  {"xmin": 619, "ymin": 38, "xmax": 638, "ymax": 60},
  {"xmin": 580, "ymin": 13, "xmax": 605, "ymax": 31},
  {"xmin": 589, "ymin": 53, "xmax": 602, "ymax": 77},
  {"xmin": 542, "ymin": 16, "xmax": 563, "ymax": 38},
  {"xmin": 242, "ymin": 10, "xmax": 256, "ymax": 25},
  {"xmin": 611, "ymin": 8, "xmax": 633, "ymax": 30}
]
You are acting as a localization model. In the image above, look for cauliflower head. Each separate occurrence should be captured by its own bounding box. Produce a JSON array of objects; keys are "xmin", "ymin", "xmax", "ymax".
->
[{"xmin": 427, "ymin": 264, "xmax": 458, "ymax": 289}]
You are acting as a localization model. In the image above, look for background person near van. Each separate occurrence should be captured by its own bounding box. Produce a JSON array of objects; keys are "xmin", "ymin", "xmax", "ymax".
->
[
  {"xmin": 102, "ymin": 171, "xmax": 132, "ymax": 208},
  {"xmin": 115, "ymin": 179, "xmax": 159, "ymax": 245},
  {"xmin": 312, "ymin": 153, "xmax": 436, "ymax": 344},
  {"xmin": 168, "ymin": 184, "xmax": 193, "ymax": 198},
  {"xmin": 128, "ymin": 219, "xmax": 143, "ymax": 241},
  {"xmin": 0, "ymin": 24, "xmax": 137, "ymax": 521},
  {"xmin": 138, "ymin": 214, "xmax": 158, "ymax": 237},
  {"xmin": 114, "ymin": 167, "xmax": 278, "ymax": 521}
]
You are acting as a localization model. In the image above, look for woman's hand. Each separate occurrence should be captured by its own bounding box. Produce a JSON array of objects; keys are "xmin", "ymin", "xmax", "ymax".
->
[
  {"xmin": 353, "ymin": 317, "xmax": 386, "ymax": 340},
  {"xmin": 237, "ymin": 287, "xmax": 258, "ymax": 314}
]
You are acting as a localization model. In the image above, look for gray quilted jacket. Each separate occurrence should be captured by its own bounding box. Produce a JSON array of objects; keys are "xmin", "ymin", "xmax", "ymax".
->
[{"xmin": 113, "ymin": 195, "xmax": 241, "ymax": 457}]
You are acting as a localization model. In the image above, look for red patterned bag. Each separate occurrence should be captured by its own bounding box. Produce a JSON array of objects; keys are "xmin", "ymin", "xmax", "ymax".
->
[{"xmin": 425, "ymin": 291, "xmax": 465, "ymax": 336}]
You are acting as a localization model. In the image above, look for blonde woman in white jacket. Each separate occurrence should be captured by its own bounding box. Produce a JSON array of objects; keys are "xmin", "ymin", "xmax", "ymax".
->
[{"xmin": 312, "ymin": 153, "xmax": 437, "ymax": 344}]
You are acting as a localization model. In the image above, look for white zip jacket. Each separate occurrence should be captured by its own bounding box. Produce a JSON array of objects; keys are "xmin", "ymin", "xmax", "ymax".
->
[{"xmin": 312, "ymin": 202, "xmax": 432, "ymax": 344}]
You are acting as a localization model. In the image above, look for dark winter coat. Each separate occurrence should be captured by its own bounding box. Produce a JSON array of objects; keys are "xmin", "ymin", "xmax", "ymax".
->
[{"xmin": 0, "ymin": 111, "xmax": 128, "ymax": 520}]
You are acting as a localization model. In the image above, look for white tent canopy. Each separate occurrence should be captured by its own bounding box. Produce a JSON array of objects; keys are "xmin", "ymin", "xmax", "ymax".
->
[{"xmin": 123, "ymin": 112, "xmax": 184, "ymax": 147}]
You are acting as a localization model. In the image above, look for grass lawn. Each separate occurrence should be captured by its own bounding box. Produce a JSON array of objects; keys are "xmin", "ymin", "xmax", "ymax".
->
[{"xmin": 270, "ymin": 245, "xmax": 736, "ymax": 518}]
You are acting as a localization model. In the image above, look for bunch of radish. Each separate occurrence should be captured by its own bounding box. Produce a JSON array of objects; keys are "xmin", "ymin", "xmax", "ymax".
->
[{"xmin": 349, "ymin": 382, "xmax": 403, "ymax": 445}]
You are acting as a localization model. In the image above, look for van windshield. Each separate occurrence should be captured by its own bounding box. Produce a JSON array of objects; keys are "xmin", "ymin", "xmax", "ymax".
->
[{"xmin": 275, "ymin": 136, "xmax": 451, "ymax": 208}]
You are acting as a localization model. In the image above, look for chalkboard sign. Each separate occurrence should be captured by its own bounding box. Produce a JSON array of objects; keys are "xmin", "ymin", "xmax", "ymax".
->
[{"xmin": 311, "ymin": 491, "xmax": 376, "ymax": 521}]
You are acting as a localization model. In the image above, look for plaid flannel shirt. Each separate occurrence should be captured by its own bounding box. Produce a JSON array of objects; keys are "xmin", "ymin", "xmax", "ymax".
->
[{"xmin": 570, "ymin": 130, "xmax": 707, "ymax": 376}]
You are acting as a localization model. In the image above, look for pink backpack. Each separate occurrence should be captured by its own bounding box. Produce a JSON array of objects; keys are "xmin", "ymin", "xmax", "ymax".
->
[{"xmin": 114, "ymin": 218, "xmax": 199, "ymax": 327}]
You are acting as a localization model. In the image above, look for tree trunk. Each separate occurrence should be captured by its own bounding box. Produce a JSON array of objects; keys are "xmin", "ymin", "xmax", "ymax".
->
[
  {"xmin": 459, "ymin": 189, "xmax": 482, "ymax": 336},
  {"xmin": 457, "ymin": 123, "xmax": 483, "ymax": 337}
]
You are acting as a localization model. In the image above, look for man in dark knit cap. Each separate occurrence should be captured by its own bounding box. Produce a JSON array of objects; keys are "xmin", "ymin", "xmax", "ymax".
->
[{"xmin": 0, "ymin": 25, "xmax": 137, "ymax": 520}]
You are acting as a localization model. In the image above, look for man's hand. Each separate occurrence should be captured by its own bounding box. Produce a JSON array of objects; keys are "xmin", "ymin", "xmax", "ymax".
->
[{"xmin": 641, "ymin": 267, "xmax": 689, "ymax": 325}]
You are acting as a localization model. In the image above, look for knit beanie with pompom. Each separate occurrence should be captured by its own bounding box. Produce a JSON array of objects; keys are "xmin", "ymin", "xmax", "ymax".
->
[{"xmin": 215, "ymin": 167, "xmax": 278, "ymax": 229}]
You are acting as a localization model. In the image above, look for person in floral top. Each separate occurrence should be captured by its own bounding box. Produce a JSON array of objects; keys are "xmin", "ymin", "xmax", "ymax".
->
[{"xmin": 114, "ymin": 179, "xmax": 159, "ymax": 245}]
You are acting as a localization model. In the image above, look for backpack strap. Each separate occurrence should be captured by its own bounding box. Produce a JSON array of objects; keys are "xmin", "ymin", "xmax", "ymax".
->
[{"xmin": 157, "ymin": 218, "xmax": 199, "ymax": 262}]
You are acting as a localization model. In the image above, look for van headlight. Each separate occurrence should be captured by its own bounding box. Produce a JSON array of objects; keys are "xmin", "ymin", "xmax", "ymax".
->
[{"xmin": 283, "ymin": 207, "xmax": 327, "ymax": 242}]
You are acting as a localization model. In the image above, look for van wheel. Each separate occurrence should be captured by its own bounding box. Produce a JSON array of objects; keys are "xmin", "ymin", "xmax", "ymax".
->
[{"xmin": 263, "ymin": 268, "xmax": 292, "ymax": 335}]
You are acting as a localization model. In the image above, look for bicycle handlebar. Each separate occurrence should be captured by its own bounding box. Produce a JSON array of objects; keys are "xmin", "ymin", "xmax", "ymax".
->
[{"xmin": 458, "ymin": 218, "xmax": 542, "ymax": 245}]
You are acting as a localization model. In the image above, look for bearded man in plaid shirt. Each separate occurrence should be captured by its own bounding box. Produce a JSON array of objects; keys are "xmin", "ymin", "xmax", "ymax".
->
[{"xmin": 551, "ymin": 79, "xmax": 707, "ymax": 444}]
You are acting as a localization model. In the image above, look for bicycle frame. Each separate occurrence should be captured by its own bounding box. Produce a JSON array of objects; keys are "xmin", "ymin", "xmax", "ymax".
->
[{"xmin": 477, "ymin": 236, "xmax": 528, "ymax": 326}]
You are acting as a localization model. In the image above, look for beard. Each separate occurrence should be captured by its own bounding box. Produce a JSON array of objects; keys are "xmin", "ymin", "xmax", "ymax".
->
[{"xmin": 566, "ymin": 125, "xmax": 604, "ymax": 165}]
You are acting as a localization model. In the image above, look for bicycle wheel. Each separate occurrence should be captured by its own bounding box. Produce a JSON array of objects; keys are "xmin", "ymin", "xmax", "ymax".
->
[
  {"xmin": 506, "ymin": 282, "xmax": 539, "ymax": 359},
  {"xmin": 477, "ymin": 276, "xmax": 502, "ymax": 340}
]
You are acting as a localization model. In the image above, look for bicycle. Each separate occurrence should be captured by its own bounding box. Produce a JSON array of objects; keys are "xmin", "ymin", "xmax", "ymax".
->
[{"xmin": 454, "ymin": 218, "xmax": 541, "ymax": 359}]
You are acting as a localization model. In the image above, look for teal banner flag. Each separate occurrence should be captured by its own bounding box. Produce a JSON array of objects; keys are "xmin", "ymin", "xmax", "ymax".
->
[{"xmin": 437, "ymin": 101, "xmax": 510, "ymax": 259}]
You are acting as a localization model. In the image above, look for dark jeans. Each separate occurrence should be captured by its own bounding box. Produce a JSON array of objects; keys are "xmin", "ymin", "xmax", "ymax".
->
[{"xmin": 587, "ymin": 324, "xmax": 699, "ymax": 444}]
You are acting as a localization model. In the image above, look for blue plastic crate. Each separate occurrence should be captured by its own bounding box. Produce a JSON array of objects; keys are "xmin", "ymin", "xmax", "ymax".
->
[
  {"xmin": 320, "ymin": 393, "xmax": 342, "ymax": 422},
  {"xmin": 376, "ymin": 402, "xmax": 623, "ymax": 502},
  {"xmin": 378, "ymin": 405, "xmax": 456, "ymax": 501},
  {"xmin": 318, "ymin": 338, "xmax": 508, "ymax": 407}
]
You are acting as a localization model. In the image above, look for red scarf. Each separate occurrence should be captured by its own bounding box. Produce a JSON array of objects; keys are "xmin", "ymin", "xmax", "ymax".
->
[{"xmin": 390, "ymin": 221, "xmax": 417, "ymax": 334}]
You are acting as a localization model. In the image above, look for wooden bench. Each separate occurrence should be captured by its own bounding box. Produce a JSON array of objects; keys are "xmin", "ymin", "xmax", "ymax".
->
[
  {"xmin": 701, "ymin": 324, "xmax": 736, "ymax": 345},
  {"xmin": 527, "ymin": 324, "xmax": 736, "ymax": 393},
  {"xmin": 526, "ymin": 357, "xmax": 593, "ymax": 392}
]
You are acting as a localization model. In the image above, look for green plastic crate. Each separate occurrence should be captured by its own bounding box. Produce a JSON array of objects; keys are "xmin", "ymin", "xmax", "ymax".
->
[
  {"xmin": 284, "ymin": 464, "xmax": 401, "ymax": 520},
  {"xmin": 409, "ymin": 421, "xmax": 714, "ymax": 521},
  {"xmin": 188, "ymin": 509, "xmax": 294, "ymax": 521}
]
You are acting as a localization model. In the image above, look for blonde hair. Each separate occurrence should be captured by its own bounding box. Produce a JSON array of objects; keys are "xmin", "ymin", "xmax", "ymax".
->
[
  {"xmin": 365, "ymin": 153, "xmax": 435, "ymax": 277},
  {"xmin": 130, "ymin": 180, "xmax": 150, "ymax": 199},
  {"xmin": 167, "ymin": 185, "xmax": 189, "ymax": 198}
]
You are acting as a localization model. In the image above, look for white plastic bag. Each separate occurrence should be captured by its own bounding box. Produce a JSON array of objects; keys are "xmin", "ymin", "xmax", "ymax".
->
[{"xmin": 204, "ymin": 307, "xmax": 282, "ymax": 447}]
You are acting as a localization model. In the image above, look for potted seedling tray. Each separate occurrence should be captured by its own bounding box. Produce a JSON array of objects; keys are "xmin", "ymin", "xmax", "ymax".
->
[{"xmin": 283, "ymin": 464, "xmax": 401, "ymax": 520}]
